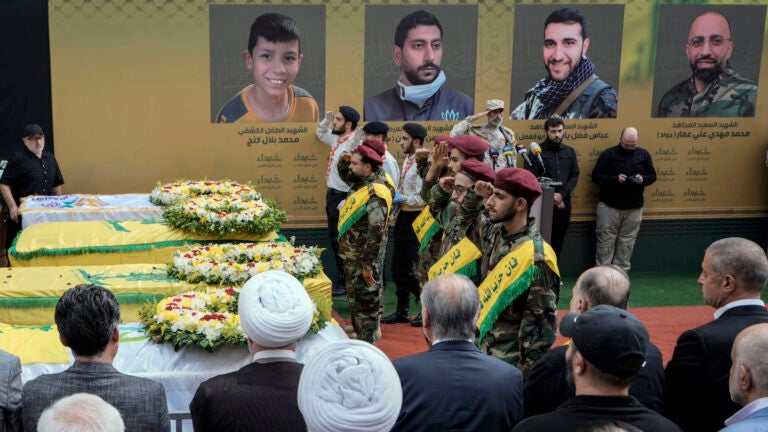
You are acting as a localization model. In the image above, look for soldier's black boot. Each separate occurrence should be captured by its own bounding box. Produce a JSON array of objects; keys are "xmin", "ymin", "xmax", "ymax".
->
[
  {"xmin": 381, "ymin": 307, "xmax": 410, "ymax": 324},
  {"xmin": 410, "ymin": 312, "xmax": 422, "ymax": 327}
]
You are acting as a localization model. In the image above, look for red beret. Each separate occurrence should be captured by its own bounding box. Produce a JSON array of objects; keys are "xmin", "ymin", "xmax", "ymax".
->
[
  {"xmin": 458, "ymin": 160, "xmax": 496, "ymax": 184},
  {"xmin": 451, "ymin": 135, "xmax": 489, "ymax": 157},
  {"xmin": 355, "ymin": 144, "xmax": 383, "ymax": 166},
  {"xmin": 493, "ymin": 168, "xmax": 541, "ymax": 202},
  {"xmin": 435, "ymin": 135, "xmax": 452, "ymax": 146},
  {"xmin": 362, "ymin": 138, "xmax": 386, "ymax": 156}
]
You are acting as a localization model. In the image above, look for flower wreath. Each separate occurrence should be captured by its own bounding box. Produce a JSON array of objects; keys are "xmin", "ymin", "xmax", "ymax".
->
[
  {"xmin": 149, "ymin": 180, "xmax": 261, "ymax": 207},
  {"xmin": 138, "ymin": 286, "xmax": 330, "ymax": 352},
  {"xmin": 162, "ymin": 196, "xmax": 287, "ymax": 237},
  {"xmin": 168, "ymin": 242, "xmax": 322, "ymax": 286}
]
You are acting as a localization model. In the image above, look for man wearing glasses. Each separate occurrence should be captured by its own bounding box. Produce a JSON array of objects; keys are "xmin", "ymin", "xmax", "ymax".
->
[{"xmin": 657, "ymin": 11, "xmax": 757, "ymax": 117}]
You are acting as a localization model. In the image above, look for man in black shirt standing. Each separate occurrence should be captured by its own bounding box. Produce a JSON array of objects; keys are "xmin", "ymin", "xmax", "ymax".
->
[
  {"xmin": 527, "ymin": 115, "xmax": 579, "ymax": 258},
  {"xmin": 591, "ymin": 127, "xmax": 655, "ymax": 272},
  {"xmin": 0, "ymin": 124, "xmax": 64, "ymax": 248}
]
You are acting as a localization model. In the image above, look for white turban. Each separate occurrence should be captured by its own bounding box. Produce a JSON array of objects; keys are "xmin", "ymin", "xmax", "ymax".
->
[
  {"xmin": 298, "ymin": 340, "xmax": 402, "ymax": 432},
  {"xmin": 238, "ymin": 270, "xmax": 314, "ymax": 347}
]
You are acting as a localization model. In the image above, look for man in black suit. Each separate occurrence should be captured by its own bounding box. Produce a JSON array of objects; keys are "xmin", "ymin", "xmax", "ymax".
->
[
  {"xmin": 524, "ymin": 265, "xmax": 665, "ymax": 417},
  {"xmin": 664, "ymin": 237, "xmax": 768, "ymax": 431},
  {"xmin": 190, "ymin": 271, "xmax": 315, "ymax": 432},
  {"xmin": 392, "ymin": 274, "xmax": 524, "ymax": 431}
]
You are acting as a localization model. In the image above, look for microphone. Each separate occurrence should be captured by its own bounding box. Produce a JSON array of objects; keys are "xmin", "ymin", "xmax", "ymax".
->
[
  {"xmin": 502, "ymin": 145, "xmax": 515, "ymax": 168},
  {"xmin": 489, "ymin": 148, "xmax": 500, "ymax": 169},
  {"xmin": 530, "ymin": 142, "xmax": 546, "ymax": 174},
  {"xmin": 515, "ymin": 143, "xmax": 532, "ymax": 167},
  {"xmin": 498, "ymin": 126, "xmax": 515, "ymax": 146}
]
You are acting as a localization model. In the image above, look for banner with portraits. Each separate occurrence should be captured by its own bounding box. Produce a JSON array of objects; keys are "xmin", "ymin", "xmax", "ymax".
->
[{"xmin": 48, "ymin": 0, "xmax": 768, "ymax": 226}]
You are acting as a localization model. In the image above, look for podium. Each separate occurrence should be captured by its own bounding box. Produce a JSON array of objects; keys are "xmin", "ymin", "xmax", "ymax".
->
[{"xmin": 530, "ymin": 178, "xmax": 561, "ymax": 245}]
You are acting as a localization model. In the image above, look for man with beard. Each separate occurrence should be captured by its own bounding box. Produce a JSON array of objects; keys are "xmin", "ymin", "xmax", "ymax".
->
[
  {"xmin": 364, "ymin": 10, "xmax": 474, "ymax": 122},
  {"xmin": 425, "ymin": 159, "xmax": 497, "ymax": 282},
  {"xmin": 337, "ymin": 140, "xmax": 396, "ymax": 343},
  {"xmin": 591, "ymin": 127, "xmax": 656, "ymax": 272},
  {"xmin": 1, "ymin": 124, "xmax": 64, "ymax": 250},
  {"xmin": 526, "ymin": 116, "xmax": 580, "ymax": 258},
  {"xmin": 512, "ymin": 306, "xmax": 681, "ymax": 432},
  {"xmin": 382, "ymin": 123, "xmax": 428, "ymax": 325},
  {"xmin": 469, "ymin": 168, "xmax": 561, "ymax": 376},
  {"xmin": 524, "ymin": 266, "xmax": 665, "ymax": 418},
  {"xmin": 406, "ymin": 135, "xmax": 489, "ymax": 326},
  {"xmin": 657, "ymin": 11, "xmax": 757, "ymax": 117},
  {"xmin": 360, "ymin": 121, "xmax": 400, "ymax": 187},
  {"xmin": 510, "ymin": 7, "xmax": 617, "ymax": 120},
  {"xmin": 451, "ymin": 99, "xmax": 518, "ymax": 172},
  {"xmin": 316, "ymin": 106, "xmax": 363, "ymax": 296}
]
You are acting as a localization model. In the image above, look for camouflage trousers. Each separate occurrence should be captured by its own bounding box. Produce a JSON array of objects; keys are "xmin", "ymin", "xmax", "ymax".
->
[
  {"xmin": 416, "ymin": 230, "xmax": 444, "ymax": 286},
  {"xmin": 342, "ymin": 261, "xmax": 385, "ymax": 344}
]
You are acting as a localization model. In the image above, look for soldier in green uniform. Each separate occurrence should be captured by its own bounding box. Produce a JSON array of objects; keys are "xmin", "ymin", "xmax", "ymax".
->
[
  {"xmin": 337, "ymin": 139, "xmax": 396, "ymax": 343},
  {"xmin": 428, "ymin": 159, "xmax": 496, "ymax": 258},
  {"xmin": 657, "ymin": 11, "xmax": 757, "ymax": 117},
  {"xmin": 469, "ymin": 168, "xmax": 561, "ymax": 377}
]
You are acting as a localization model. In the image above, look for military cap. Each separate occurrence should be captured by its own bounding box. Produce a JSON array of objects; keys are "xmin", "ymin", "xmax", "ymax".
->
[
  {"xmin": 485, "ymin": 99, "xmax": 505, "ymax": 111},
  {"xmin": 450, "ymin": 135, "xmax": 489, "ymax": 158},
  {"xmin": 355, "ymin": 143, "xmax": 383, "ymax": 166},
  {"xmin": 362, "ymin": 121, "xmax": 389, "ymax": 136},
  {"xmin": 338, "ymin": 106, "xmax": 359, "ymax": 123},
  {"xmin": 402, "ymin": 123, "xmax": 427, "ymax": 141},
  {"xmin": 458, "ymin": 159, "xmax": 496, "ymax": 184},
  {"xmin": 493, "ymin": 168, "xmax": 542, "ymax": 202}
]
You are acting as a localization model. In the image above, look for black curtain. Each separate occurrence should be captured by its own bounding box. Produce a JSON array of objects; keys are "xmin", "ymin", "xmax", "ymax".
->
[{"xmin": 0, "ymin": 0, "xmax": 53, "ymax": 162}]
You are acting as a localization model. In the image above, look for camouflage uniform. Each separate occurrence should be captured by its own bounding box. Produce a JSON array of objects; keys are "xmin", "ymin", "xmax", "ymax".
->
[
  {"xmin": 472, "ymin": 217, "xmax": 561, "ymax": 377},
  {"xmin": 337, "ymin": 159, "xmax": 396, "ymax": 343},
  {"xmin": 414, "ymin": 158, "xmax": 445, "ymax": 286},
  {"xmin": 510, "ymin": 77, "xmax": 617, "ymax": 120},
  {"xmin": 428, "ymin": 184, "xmax": 485, "ymax": 256},
  {"xmin": 657, "ymin": 68, "xmax": 757, "ymax": 117},
  {"xmin": 450, "ymin": 120, "xmax": 517, "ymax": 171}
]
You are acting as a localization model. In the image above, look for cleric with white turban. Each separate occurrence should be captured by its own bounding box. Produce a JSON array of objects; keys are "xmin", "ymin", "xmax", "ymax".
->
[
  {"xmin": 239, "ymin": 270, "xmax": 315, "ymax": 349},
  {"xmin": 298, "ymin": 340, "xmax": 402, "ymax": 432},
  {"xmin": 189, "ymin": 270, "xmax": 316, "ymax": 431}
]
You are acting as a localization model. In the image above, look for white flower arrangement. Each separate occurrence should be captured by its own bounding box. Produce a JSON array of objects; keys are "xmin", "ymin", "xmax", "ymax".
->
[
  {"xmin": 149, "ymin": 180, "xmax": 261, "ymax": 207},
  {"xmin": 150, "ymin": 180, "xmax": 287, "ymax": 236},
  {"xmin": 168, "ymin": 242, "xmax": 322, "ymax": 286},
  {"xmin": 139, "ymin": 285, "xmax": 329, "ymax": 352}
]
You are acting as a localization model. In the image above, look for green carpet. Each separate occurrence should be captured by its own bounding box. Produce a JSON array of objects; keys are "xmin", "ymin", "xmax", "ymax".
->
[{"xmin": 332, "ymin": 273, "xmax": 768, "ymax": 318}]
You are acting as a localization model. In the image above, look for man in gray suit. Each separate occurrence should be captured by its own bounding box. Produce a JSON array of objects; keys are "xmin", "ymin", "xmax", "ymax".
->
[
  {"xmin": 22, "ymin": 284, "xmax": 169, "ymax": 432},
  {"xmin": 0, "ymin": 350, "xmax": 21, "ymax": 432}
]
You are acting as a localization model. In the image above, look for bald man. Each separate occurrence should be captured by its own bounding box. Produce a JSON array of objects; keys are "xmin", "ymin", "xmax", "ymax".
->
[
  {"xmin": 524, "ymin": 266, "xmax": 664, "ymax": 417},
  {"xmin": 591, "ymin": 127, "xmax": 656, "ymax": 272},
  {"xmin": 657, "ymin": 11, "xmax": 757, "ymax": 118},
  {"xmin": 723, "ymin": 323, "xmax": 768, "ymax": 430}
]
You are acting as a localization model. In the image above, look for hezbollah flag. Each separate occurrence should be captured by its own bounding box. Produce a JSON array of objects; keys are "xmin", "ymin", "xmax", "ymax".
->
[
  {"xmin": 337, "ymin": 183, "xmax": 393, "ymax": 240},
  {"xmin": 412, "ymin": 206, "xmax": 441, "ymax": 254},
  {"xmin": 428, "ymin": 237, "xmax": 482, "ymax": 281},
  {"xmin": 476, "ymin": 239, "xmax": 559, "ymax": 345}
]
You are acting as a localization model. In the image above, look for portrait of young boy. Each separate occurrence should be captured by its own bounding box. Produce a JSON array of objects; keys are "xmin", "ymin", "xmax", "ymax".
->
[{"xmin": 215, "ymin": 12, "xmax": 319, "ymax": 123}]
